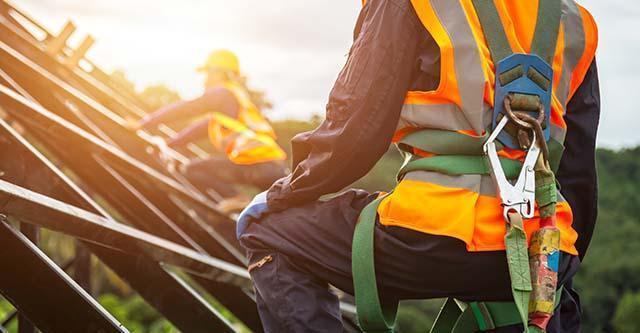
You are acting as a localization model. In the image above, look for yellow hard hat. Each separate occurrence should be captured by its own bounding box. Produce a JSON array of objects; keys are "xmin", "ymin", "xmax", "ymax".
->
[{"xmin": 198, "ymin": 49, "xmax": 240, "ymax": 74}]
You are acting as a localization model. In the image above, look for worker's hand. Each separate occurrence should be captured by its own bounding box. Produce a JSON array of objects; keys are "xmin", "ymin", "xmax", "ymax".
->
[
  {"xmin": 236, "ymin": 191, "xmax": 269, "ymax": 239},
  {"xmin": 148, "ymin": 136, "xmax": 178, "ymax": 171}
]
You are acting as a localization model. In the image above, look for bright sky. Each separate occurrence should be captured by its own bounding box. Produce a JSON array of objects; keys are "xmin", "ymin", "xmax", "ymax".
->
[{"xmin": 17, "ymin": 0, "xmax": 640, "ymax": 148}]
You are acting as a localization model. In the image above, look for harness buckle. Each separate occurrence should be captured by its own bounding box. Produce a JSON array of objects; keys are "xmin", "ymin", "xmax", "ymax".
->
[
  {"xmin": 484, "ymin": 116, "xmax": 540, "ymax": 220},
  {"xmin": 492, "ymin": 54, "xmax": 553, "ymax": 149}
]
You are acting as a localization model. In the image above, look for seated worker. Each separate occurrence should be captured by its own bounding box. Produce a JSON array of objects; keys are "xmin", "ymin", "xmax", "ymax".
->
[
  {"xmin": 236, "ymin": 0, "xmax": 599, "ymax": 332},
  {"xmin": 137, "ymin": 50, "xmax": 288, "ymax": 210}
]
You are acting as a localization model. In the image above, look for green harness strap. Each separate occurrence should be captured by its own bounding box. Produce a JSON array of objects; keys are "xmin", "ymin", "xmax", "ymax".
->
[
  {"xmin": 352, "ymin": 194, "xmax": 563, "ymax": 333},
  {"xmin": 397, "ymin": 137, "xmax": 564, "ymax": 180},
  {"xmin": 504, "ymin": 212, "xmax": 533, "ymax": 332},
  {"xmin": 471, "ymin": 0, "xmax": 512, "ymax": 65},
  {"xmin": 431, "ymin": 287, "xmax": 564, "ymax": 333},
  {"xmin": 471, "ymin": 0, "xmax": 563, "ymax": 66},
  {"xmin": 352, "ymin": 196, "xmax": 397, "ymax": 333},
  {"xmin": 530, "ymin": 0, "xmax": 564, "ymax": 65},
  {"xmin": 352, "ymin": 136, "xmax": 565, "ymax": 332}
]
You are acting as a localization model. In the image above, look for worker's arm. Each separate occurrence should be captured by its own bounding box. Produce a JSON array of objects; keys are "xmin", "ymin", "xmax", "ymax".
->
[
  {"xmin": 557, "ymin": 60, "xmax": 601, "ymax": 260},
  {"xmin": 167, "ymin": 118, "xmax": 209, "ymax": 148},
  {"xmin": 266, "ymin": 0, "xmax": 427, "ymax": 211},
  {"xmin": 138, "ymin": 87, "xmax": 239, "ymax": 129}
]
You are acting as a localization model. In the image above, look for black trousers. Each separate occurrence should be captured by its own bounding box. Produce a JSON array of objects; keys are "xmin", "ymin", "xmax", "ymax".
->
[
  {"xmin": 182, "ymin": 156, "xmax": 287, "ymax": 197},
  {"xmin": 239, "ymin": 189, "xmax": 582, "ymax": 333}
]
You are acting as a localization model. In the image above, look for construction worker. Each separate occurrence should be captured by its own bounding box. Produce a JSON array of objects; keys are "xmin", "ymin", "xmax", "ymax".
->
[
  {"xmin": 137, "ymin": 50, "xmax": 288, "ymax": 206},
  {"xmin": 237, "ymin": 0, "xmax": 599, "ymax": 332}
]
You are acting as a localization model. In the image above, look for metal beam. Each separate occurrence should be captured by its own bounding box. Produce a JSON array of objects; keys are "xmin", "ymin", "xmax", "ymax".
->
[
  {"xmin": 0, "ymin": 81, "xmax": 245, "ymax": 264},
  {"xmin": 0, "ymin": 177, "xmax": 249, "ymax": 284},
  {"xmin": 45, "ymin": 21, "xmax": 75, "ymax": 56},
  {"xmin": 0, "ymin": 220, "xmax": 128, "ymax": 333},
  {"xmin": 17, "ymin": 222, "xmax": 38, "ymax": 333},
  {"xmin": 0, "ymin": 115, "xmax": 262, "ymax": 330},
  {"xmin": 89, "ymin": 244, "xmax": 236, "ymax": 333},
  {"xmin": 63, "ymin": 34, "xmax": 93, "ymax": 68}
]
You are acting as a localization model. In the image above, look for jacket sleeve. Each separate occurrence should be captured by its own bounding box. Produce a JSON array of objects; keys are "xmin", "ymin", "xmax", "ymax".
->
[
  {"xmin": 557, "ymin": 60, "xmax": 601, "ymax": 260},
  {"xmin": 267, "ymin": 0, "xmax": 426, "ymax": 211},
  {"xmin": 167, "ymin": 118, "xmax": 209, "ymax": 148},
  {"xmin": 139, "ymin": 87, "xmax": 239, "ymax": 128}
]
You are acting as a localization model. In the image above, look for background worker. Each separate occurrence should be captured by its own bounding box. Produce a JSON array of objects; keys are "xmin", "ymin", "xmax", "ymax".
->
[
  {"xmin": 236, "ymin": 0, "xmax": 599, "ymax": 331},
  {"xmin": 137, "ymin": 50, "xmax": 288, "ymax": 209}
]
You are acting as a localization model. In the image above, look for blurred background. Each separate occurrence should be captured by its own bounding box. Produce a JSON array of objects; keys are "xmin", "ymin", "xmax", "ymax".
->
[{"xmin": 1, "ymin": 1, "xmax": 638, "ymax": 332}]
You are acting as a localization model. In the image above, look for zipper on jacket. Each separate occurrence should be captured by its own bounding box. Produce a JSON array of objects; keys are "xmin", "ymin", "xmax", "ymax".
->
[{"xmin": 248, "ymin": 255, "xmax": 273, "ymax": 272}]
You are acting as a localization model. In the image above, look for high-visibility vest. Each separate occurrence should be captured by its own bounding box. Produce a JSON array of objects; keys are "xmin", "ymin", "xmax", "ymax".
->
[
  {"xmin": 376, "ymin": 0, "xmax": 598, "ymax": 255},
  {"xmin": 207, "ymin": 82, "xmax": 287, "ymax": 165}
]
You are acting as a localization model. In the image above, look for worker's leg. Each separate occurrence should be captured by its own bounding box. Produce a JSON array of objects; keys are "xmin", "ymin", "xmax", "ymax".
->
[
  {"xmin": 180, "ymin": 156, "xmax": 240, "ymax": 197},
  {"xmin": 241, "ymin": 160, "xmax": 288, "ymax": 191},
  {"xmin": 239, "ymin": 189, "xmax": 582, "ymax": 332},
  {"xmin": 248, "ymin": 250, "xmax": 343, "ymax": 332},
  {"xmin": 183, "ymin": 157, "xmax": 287, "ymax": 193}
]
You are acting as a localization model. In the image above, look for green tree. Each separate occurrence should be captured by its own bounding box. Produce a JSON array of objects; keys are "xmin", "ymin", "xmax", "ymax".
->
[{"xmin": 612, "ymin": 292, "xmax": 640, "ymax": 332}]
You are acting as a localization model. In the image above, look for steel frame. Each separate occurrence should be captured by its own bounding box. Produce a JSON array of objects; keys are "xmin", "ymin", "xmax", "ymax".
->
[{"xmin": 0, "ymin": 1, "xmax": 359, "ymax": 331}]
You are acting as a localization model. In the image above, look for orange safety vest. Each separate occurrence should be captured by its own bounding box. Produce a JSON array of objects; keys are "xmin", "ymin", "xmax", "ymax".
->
[
  {"xmin": 376, "ymin": 0, "xmax": 598, "ymax": 255},
  {"xmin": 208, "ymin": 82, "xmax": 287, "ymax": 165}
]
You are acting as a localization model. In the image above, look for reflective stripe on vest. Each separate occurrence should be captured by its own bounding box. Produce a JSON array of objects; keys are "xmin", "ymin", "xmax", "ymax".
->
[
  {"xmin": 207, "ymin": 82, "xmax": 286, "ymax": 165},
  {"xmin": 378, "ymin": 0, "xmax": 598, "ymax": 254}
]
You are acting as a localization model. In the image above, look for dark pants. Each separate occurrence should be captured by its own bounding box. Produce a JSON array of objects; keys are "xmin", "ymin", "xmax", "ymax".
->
[
  {"xmin": 239, "ymin": 189, "xmax": 582, "ymax": 333},
  {"xmin": 182, "ymin": 156, "xmax": 287, "ymax": 197}
]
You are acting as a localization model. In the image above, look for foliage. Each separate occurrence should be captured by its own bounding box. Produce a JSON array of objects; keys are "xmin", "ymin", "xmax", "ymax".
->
[
  {"xmin": 98, "ymin": 294, "xmax": 178, "ymax": 333},
  {"xmin": 612, "ymin": 291, "xmax": 640, "ymax": 333},
  {"xmin": 573, "ymin": 147, "xmax": 640, "ymax": 332},
  {"xmin": 396, "ymin": 299, "xmax": 443, "ymax": 332},
  {"xmin": 0, "ymin": 297, "xmax": 17, "ymax": 332}
]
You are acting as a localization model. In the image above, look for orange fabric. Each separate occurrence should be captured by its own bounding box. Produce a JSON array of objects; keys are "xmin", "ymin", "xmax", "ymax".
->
[
  {"xmin": 378, "ymin": 180, "xmax": 578, "ymax": 255},
  {"xmin": 502, "ymin": 0, "xmax": 539, "ymax": 52},
  {"xmin": 381, "ymin": 1, "xmax": 598, "ymax": 254},
  {"xmin": 208, "ymin": 83, "xmax": 286, "ymax": 165}
]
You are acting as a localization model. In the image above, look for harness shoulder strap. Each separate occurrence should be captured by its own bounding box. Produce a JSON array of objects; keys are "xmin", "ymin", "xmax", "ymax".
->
[
  {"xmin": 530, "ymin": 0, "xmax": 563, "ymax": 64},
  {"xmin": 472, "ymin": 0, "xmax": 563, "ymax": 64},
  {"xmin": 471, "ymin": 0, "xmax": 513, "ymax": 64}
]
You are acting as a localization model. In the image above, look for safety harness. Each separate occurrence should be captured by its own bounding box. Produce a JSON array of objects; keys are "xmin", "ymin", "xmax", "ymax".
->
[{"xmin": 351, "ymin": 0, "xmax": 564, "ymax": 332}]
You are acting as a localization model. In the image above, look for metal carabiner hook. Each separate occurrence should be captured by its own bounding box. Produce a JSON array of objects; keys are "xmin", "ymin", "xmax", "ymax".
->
[{"xmin": 484, "ymin": 117, "xmax": 540, "ymax": 220}]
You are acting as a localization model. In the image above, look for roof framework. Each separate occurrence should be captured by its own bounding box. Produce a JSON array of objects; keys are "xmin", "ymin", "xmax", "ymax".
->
[{"xmin": 0, "ymin": 1, "xmax": 358, "ymax": 331}]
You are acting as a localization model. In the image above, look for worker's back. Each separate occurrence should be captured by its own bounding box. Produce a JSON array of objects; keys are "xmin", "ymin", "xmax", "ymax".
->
[{"xmin": 376, "ymin": 0, "xmax": 598, "ymax": 255}]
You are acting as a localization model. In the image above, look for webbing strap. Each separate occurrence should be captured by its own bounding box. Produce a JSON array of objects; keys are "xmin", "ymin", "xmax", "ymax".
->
[
  {"xmin": 396, "ymin": 129, "xmax": 565, "ymax": 178},
  {"xmin": 472, "ymin": 0, "xmax": 563, "ymax": 64},
  {"xmin": 431, "ymin": 287, "xmax": 564, "ymax": 332},
  {"xmin": 505, "ymin": 212, "xmax": 532, "ymax": 332},
  {"xmin": 352, "ymin": 196, "xmax": 398, "ymax": 332},
  {"xmin": 530, "ymin": 0, "xmax": 564, "ymax": 64},
  {"xmin": 398, "ymin": 155, "xmax": 524, "ymax": 180},
  {"xmin": 398, "ymin": 130, "xmax": 501, "ymax": 156},
  {"xmin": 471, "ymin": 0, "xmax": 512, "ymax": 65}
]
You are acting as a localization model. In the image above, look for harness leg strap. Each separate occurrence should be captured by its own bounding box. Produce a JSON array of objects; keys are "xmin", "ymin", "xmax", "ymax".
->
[{"xmin": 352, "ymin": 196, "xmax": 398, "ymax": 332}]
